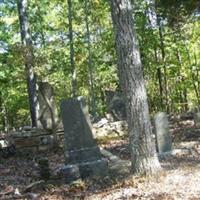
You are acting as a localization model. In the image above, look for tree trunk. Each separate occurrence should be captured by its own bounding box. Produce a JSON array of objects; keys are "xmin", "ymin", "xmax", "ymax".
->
[
  {"xmin": 154, "ymin": 48, "xmax": 164, "ymax": 110},
  {"xmin": 175, "ymin": 48, "xmax": 188, "ymax": 112},
  {"xmin": 0, "ymin": 93, "xmax": 9, "ymax": 133},
  {"xmin": 109, "ymin": 0, "xmax": 161, "ymax": 175},
  {"xmin": 184, "ymin": 40, "xmax": 200, "ymax": 104},
  {"xmin": 193, "ymin": 51, "xmax": 200, "ymax": 95},
  {"xmin": 17, "ymin": 0, "xmax": 37, "ymax": 127},
  {"xmin": 158, "ymin": 23, "xmax": 169, "ymax": 112},
  {"xmin": 67, "ymin": 0, "xmax": 77, "ymax": 97},
  {"xmin": 2, "ymin": 104, "xmax": 9, "ymax": 133},
  {"xmin": 84, "ymin": 0, "xmax": 96, "ymax": 117}
]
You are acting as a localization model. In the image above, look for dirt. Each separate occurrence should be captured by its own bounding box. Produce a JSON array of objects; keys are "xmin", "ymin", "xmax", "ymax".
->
[{"xmin": 0, "ymin": 118, "xmax": 200, "ymax": 200}]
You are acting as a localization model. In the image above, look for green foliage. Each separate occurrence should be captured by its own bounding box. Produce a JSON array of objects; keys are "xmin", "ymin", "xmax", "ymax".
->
[{"xmin": 0, "ymin": 0, "xmax": 199, "ymax": 130}]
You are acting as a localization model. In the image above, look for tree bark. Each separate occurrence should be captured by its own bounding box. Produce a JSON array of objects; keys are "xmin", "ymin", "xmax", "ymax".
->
[
  {"xmin": 158, "ymin": 23, "xmax": 169, "ymax": 112},
  {"xmin": 175, "ymin": 48, "xmax": 188, "ymax": 112},
  {"xmin": 154, "ymin": 48, "xmax": 164, "ymax": 109},
  {"xmin": 184, "ymin": 40, "xmax": 200, "ymax": 104},
  {"xmin": 67, "ymin": 0, "xmax": 77, "ymax": 97},
  {"xmin": 84, "ymin": 0, "xmax": 96, "ymax": 117},
  {"xmin": 17, "ymin": 0, "xmax": 37, "ymax": 127},
  {"xmin": 109, "ymin": 0, "xmax": 161, "ymax": 175}
]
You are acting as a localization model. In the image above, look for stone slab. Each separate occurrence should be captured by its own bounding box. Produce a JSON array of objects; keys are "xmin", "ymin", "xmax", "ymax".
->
[
  {"xmin": 61, "ymin": 159, "xmax": 107, "ymax": 183},
  {"xmin": 14, "ymin": 137, "xmax": 39, "ymax": 148},
  {"xmin": 60, "ymin": 97, "xmax": 107, "ymax": 181},
  {"xmin": 155, "ymin": 112, "xmax": 172, "ymax": 153},
  {"xmin": 61, "ymin": 97, "xmax": 102, "ymax": 164}
]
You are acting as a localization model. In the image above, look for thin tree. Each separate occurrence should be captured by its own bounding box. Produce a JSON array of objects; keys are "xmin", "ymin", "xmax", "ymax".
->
[
  {"xmin": 158, "ymin": 21, "xmax": 169, "ymax": 112},
  {"xmin": 84, "ymin": 0, "xmax": 96, "ymax": 117},
  {"xmin": 146, "ymin": 0, "xmax": 169, "ymax": 112},
  {"xmin": 67, "ymin": 0, "xmax": 77, "ymax": 97},
  {"xmin": 17, "ymin": 0, "xmax": 37, "ymax": 127},
  {"xmin": 109, "ymin": 0, "xmax": 161, "ymax": 175}
]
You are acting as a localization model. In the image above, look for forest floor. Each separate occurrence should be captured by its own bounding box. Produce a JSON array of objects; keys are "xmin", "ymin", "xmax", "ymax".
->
[{"xmin": 0, "ymin": 117, "xmax": 200, "ymax": 200}]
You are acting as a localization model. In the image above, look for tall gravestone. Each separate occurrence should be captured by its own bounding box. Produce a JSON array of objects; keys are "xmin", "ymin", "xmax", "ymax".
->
[
  {"xmin": 61, "ymin": 97, "xmax": 107, "ymax": 182},
  {"xmin": 155, "ymin": 112, "xmax": 172, "ymax": 153},
  {"xmin": 36, "ymin": 82, "xmax": 59, "ymax": 131}
]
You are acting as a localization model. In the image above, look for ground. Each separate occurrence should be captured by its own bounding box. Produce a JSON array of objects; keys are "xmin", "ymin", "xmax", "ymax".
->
[{"xmin": 0, "ymin": 117, "xmax": 200, "ymax": 200}]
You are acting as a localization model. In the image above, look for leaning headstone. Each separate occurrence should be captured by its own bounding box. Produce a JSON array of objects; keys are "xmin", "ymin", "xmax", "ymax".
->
[
  {"xmin": 194, "ymin": 112, "xmax": 200, "ymax": 128},
  {"xmin": 36, "ymin": 82, "xmax": 59, "ymax": 131},
  {"xmin": 155, "ymin": 112, "xmax": 172, "ymax": 153},
  {"xmin": 61, "ymin": 97, "xmax": 107, "ymax": 182}
]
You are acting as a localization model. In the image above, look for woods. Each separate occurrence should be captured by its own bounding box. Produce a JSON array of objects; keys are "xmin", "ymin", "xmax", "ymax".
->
[
  {"xmin": 0, "ymin": 0, "xmax": 200, "ymax": 199},
  {"xmin": 0, "ymin": 0, "xmax": 199, "ymax": 129}
]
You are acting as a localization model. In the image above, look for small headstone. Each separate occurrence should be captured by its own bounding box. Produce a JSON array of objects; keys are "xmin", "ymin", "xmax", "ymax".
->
[
  {"xmin": 38, "ymin": 157, "xmax": 50, "ymax": 180},
  {"xmin": 105, "ymin": 90, "xmax": 126, "ymax": 121},
  {"xmin": 155, "ymin": 112, "xmax": 172, "ymax": 153},
  {"xmin": 194, "ymin": 112, "xmax": 200, "ymax": 128},
  {"xmin": 61, "ymin": 97, "xmax": 107, "ymax": 182}
]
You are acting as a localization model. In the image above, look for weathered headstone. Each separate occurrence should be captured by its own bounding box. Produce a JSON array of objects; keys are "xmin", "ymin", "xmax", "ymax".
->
[
  {"xmin": 105, "ymin": 90, "xmax": 126, "ymax": 121},
  {"xmin": 155, "ymin": 112, "xmax": 172, "ymax": 153},
  {"xmin": 36, "ymin": 82, "xmax": 59, "ymax": 131},
  {"xmin": 61, "ymin": 97, "xmax": 107, "ymax": 182},
  {"xmin": 194, "ymin": 112, "xmax": 200, "ymax": 128}
]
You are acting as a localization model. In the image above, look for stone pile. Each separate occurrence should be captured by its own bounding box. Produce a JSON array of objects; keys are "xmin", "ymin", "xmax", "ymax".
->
[
  {"xmin": 10, "ymin": 127, "xmax": 64, "ymax": 153},
  {"xmin": 1, "ymin": 118, "xmax": 128, "ymax": 156},
  {"xmin": 92, "ymin": 119, "xmax": 128, "ymax": 138}
]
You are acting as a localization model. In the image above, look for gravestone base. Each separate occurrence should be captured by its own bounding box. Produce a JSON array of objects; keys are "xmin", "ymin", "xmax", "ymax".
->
[{"xmin": 62, "ymin": 159, "xmax": 107, "ymax": 183}]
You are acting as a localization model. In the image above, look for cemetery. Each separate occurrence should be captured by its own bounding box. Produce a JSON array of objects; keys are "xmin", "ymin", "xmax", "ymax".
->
[
  {"xmin": 0, "ymin": 96, "xmax": 200, "ymax": 199},
  {"xmin": 0, "ymin": 0, "xmax": 200, "ymax": 199}
]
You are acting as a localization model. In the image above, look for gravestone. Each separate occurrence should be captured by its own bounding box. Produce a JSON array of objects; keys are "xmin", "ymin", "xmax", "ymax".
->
[
  {"xmin": 36, "ymin": 82, "xmax": 59, "ymax": 131},
  {"xmin": 105, "ymin": 90, "xmax": 126, "ymax": 121},
  {"xmin": 61, "ymin": 97, "xmax": 107, "ymax": 182},
  {"xmin": 194, "ymin": 112, "xmax": 200, "ymax": 128},
  {"xmin": 155, "ymin": 112, "xmax": 172, "ymax": 153}
]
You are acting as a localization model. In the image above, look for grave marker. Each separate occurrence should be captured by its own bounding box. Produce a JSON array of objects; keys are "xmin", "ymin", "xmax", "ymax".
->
[
  {"xmin": 61, "ymin": 97, "xmax": 107, "ymax": 182},
  {"xmin": 155, "ymin": 112, "xmax": 172, "ymax": 153}
]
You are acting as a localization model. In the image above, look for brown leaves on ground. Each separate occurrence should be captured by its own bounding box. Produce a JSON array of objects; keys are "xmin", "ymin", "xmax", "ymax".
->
[{"xmin": 0, "ymin": 117, "xmax": 200, "ymax": 199}]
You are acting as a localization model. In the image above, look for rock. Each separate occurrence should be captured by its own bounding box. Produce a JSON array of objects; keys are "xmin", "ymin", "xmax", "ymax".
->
[
  {"xmin": 23, "ymin": 126, "xmax": 32, "ymax": 131},
  {"xmin": 92, "ymin": 120, "xmax": 128, "ymax": 139}
]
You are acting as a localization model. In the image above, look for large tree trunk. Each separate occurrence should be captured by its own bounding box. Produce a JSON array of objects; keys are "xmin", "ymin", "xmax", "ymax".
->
[
  {"xmin": 110, "ymin": 0, "xmax": 161, "ymax": 175},
  {"xmin": 17, "ymin": 0, "xmax": 37, "ymax": 127},
  {"xmin": 67, "ymin": 0, "xmax": 77, "ymax": 97}
]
